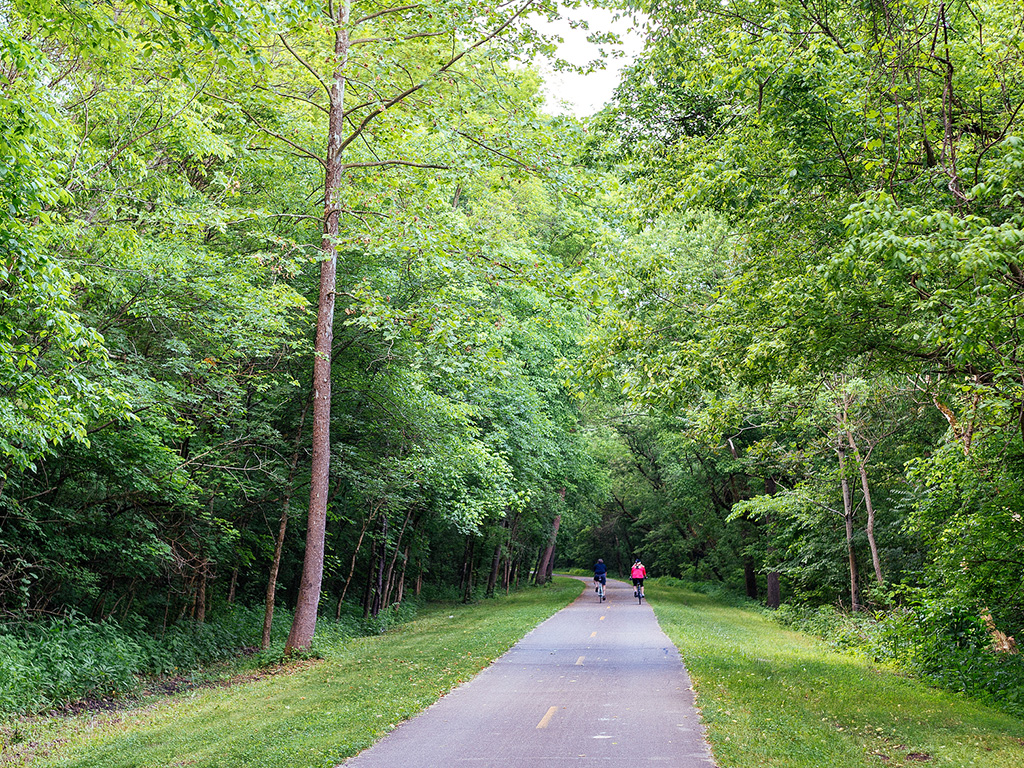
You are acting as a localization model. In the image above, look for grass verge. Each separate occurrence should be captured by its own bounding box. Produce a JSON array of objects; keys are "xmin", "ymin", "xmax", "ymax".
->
[
  {"xmin": 2, "ymin": 578, "xmax": 583, "ymax": 768},
  {"xmin": 647, "ymin": 581, "xmax": 1024, "ymax": 768}
]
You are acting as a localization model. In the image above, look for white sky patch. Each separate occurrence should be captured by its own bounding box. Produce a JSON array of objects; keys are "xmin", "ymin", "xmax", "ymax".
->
[{"xmin": 533, "ymin": 7, "xmax": 646, "ymax": 118}]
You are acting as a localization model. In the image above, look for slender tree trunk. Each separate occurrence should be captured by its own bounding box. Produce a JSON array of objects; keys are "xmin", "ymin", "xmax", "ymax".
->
[
  {"xmin": 362, "ymin": 541, "xmax": 377, "ymax": 618},
  {"xmin": 486, "ymin": 518, "xmax": 506, "ymax": 597},
  {"xmin": 382, "ymin": 509, "xmax": 413, "ymax": 608},
  {"xmin": 263, "ymin": 398, "xmax": 310, "ymax": 649},
  {"xmin": 263, "ymin": 506, "xmax": 290, "ymax": 647},
  {"xmin": 370, "ymin": 515, "xmax": 387, "ymax": 617},
  {"xmin": 535, "ymin": 514, "xmax": 561, "ymax": 585},
  {"xmin": 460, "ymin": 536, "xmax": 477, "ymax": 603},
  {"xmin": 764, "ymin": 476, "xmax": 781, "ymax": 609},
  {"xmin": 847, "ymin": 432, "xmax": 884, "ymax": 587},
  {"xmin": 501, "ymin": 511, "xmax": 521, "ymax": 591},
  {"xmin": 285, "ymin": 0, "xmax": 350, "ymax": 654},
  {"xmin": 531, "ymin": 547, "xmax": 543, "ymax": 584},
  {"xmin": 458, "ymin": 536, "xmax": 474, "ymax": 595},
  {"xmin": 196, "ymin": 566, "xmax": 207, "ymax": 624},
  {"xmin": 837, "ymin": 443, "xmax": 861, "ymax": 611},
  {"xmin": 337, "ymin": 506, "xmax": 377, "ymax": 614},
  {"xmin": 395, "ymin": 544, "xmax": 410, "ymax": 605}
]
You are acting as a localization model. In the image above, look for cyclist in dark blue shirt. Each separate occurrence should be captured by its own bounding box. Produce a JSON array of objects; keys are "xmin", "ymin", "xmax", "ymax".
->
[{"xmin": 593, "ymin": 558, "xmax": 607, "ymax": 592}]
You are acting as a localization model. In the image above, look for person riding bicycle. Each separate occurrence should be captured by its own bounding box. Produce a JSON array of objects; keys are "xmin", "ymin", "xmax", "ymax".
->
[
  {"xmin": 631, "ymin": 559, "xmax": 647, "ymax": 598},
  {"xmin": 593, "ymin": 558, "xmax": 607, "ymax": 592}
]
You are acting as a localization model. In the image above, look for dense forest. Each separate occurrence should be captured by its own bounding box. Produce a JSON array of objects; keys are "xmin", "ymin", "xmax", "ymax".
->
[{"xmin": 3, "ymin": 0, "xmax": 1024, "ymax": 716}]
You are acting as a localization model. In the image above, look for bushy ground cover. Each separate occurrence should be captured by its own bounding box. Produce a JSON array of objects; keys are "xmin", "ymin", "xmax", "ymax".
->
[
  {"xmin": 648, "ymin": 580, "xmax": 1024, "ymax": 768},
  {"xmin": 0, "ymin": 602, "xmax": 415, "ymax": 719},
  {"xmin": 0, "ymin": 578, "xmax": 583, "ymax": 767}
]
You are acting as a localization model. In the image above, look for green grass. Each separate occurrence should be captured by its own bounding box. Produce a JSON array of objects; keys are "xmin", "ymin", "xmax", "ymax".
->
[
  {"xmin": 2, "ymin": 579, "xmax": 583, "ymax": 768},
  {"xmin": 647, "ymin": 581, "xmax": 1024, "ymax": 768}
]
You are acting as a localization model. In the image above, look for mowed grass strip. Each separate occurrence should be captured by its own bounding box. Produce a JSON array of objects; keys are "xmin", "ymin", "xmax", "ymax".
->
[
  {"xmin": 20, "ymin": 579, "xmax": 583, "ymax": 768},
  {"xmin": 648, "ymin": 583, "xmax": 1024, "ymax": 768}
]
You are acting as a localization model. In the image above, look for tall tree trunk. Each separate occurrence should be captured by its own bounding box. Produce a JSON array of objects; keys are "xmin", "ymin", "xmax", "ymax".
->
[
  {"xmin": 196, "ymin": 565, "xmax": 207, "ymax": 624},
  {"xmin": 458, "ymin": 536, "xmax": 474, "ymax": 596},
  {"xmin": 337, "ymin": 505, "xmax": 377, "ymax": 614},
  {"xmin": 395, "ymin": 544, "xmax": 410, "ymax": 605},
  {"xmin": 362, "ymin": 541, "xmax": 377, "ymax": 619},
  {"xmin": 371, "ymin": 515, "xmax": 388, "ymax": 617},
  {"xmin": 764, "ymin": 476, "xmax": 781, "ymax": 609},
  {"xmin": 743, "ymin": 559, "xmax": 758, "ymax": 600},
  {"xmin": 837, "ymin": 443, "xmax": 861, "ymax": 611},
  {"xmin": 460, "ymin": 536, "xmax": 477, "ymax": 603},
  {"xmin": 263, "ymin": 398, "xmax": 310, "ymax": 649},
  {"xmin": 847, "ymin": 432, "xmax": 884, "ymax": 587},
  {"xmin": 382, "ymin": 509, "xmax": 413, "ymax": 608},
  {"xmin": 500, "ymin": 511, "xmax": 521, "ymax": 591},
  {"xmin": 535, "ymin": 514, "xmax": 561, "ymax": 585},
  {"xmin": 486, "ymin": 518, "xmax": 506, "ymax": 597},
  {"xmin": 285, "ymin": 0, "xmax": 350, "ymax": 654},
  {"xmin": 531, "ymin": 547, "xmax": 543, "ymax": 584}
]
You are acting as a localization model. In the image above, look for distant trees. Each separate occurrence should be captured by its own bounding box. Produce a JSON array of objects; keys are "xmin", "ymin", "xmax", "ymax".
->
[{"xmin": 569, "ymin": 0, "xmax": 1024, "ymax": 643}]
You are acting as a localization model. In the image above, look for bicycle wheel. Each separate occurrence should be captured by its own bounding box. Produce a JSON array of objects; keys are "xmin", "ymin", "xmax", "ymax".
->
[{"xmin": 637, "ymin": 584, "xmax": 643, "ymax": 604}]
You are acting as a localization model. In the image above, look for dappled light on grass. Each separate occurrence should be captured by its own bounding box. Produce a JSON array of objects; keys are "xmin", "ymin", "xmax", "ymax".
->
[{"xmin": 649, "ymin": 584, "xmax": 1024, "ymax": 768}]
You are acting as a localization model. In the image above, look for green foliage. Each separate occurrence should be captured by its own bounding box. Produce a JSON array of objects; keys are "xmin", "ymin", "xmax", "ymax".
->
[
  {"xmin": 0, "ymin": 600, "xmax": 432, "ymax": 718},
  {"xmin": 904, "ymin": 432, "xmax": 1024, "ymax": 635},
  {"xmin": 0, "ymin": 21, "xmax": 126, "ymax": 471},
  {"xmin": 773, "ymin": 598, "xmax": 1024, "ymax": 719},
  {"xmin": 651, "ymin": 582, "xmax": 1024, "ymax": 768}
]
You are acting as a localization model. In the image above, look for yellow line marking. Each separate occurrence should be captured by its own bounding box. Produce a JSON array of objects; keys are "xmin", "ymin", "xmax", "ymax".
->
[
  {"xmin": 590, "ymin": 631, "xmax": 597, "ymax": 638},
  {"xmin": 537, "ymin": 706, "xmax": 558, "ymax": 729},
  {"xmin": 576, "ymin": 656, "xmax": 585, "ymax": 665},
  {"xmin": 599, "ymin": 616, "xmax": 605, "ymax": 621}
]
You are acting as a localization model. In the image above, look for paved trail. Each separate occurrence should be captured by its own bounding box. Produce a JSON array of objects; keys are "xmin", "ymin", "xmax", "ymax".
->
[{"xmin": 340, "ymin": 577, "xmax": 717, "ymax": 768}]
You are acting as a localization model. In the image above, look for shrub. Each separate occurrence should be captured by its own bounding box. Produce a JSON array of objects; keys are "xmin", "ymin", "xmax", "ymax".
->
[
  {"xmin": 771, "ymin": 597, "xmax": 1024, "ymax": 719},
  {"xmin": 0, "ymin": 600, "xmax": 423, "ymax": 717}
]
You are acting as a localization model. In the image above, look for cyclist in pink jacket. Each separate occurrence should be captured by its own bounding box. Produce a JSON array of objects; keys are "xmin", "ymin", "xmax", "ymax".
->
[{"xmin": 631, "ymin": 560, "xmax": 647, "ymax": 598}]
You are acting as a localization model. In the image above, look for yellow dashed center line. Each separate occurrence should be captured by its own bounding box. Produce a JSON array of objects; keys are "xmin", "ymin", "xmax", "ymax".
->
[
  {"xmin": 537, "ymin": 706, "xmax": 558, "ymax": 729},
  {"xmin": 590, "ymin": 631, "xmax": 597, "ymax": 638},
  {"xmin": 576, "ymin": 656, "xmax": 585, "ymax": 665}
]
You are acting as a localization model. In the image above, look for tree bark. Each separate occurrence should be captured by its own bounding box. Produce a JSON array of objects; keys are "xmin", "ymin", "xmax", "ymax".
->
[
  {"xmin": 486, "ymin": 527, "xmax": 503, "ymax": 597},
  {"xmin": 264, "ymin": 398, "xmax": 310, "ymax": 649},
  {"xmin": 535, "ymin": 514, "xmax": 561, "ymax": 585},
  {"xmin": 371, "ymin": 515, "xmax": 388, "ymax": 617},
  {"xmin": 196, "ymin": 565, "xmax": 207, "ymax": 624},
  {"xmin": 847, "ymin": 431, "xmax": 884, "ymax": 587},
  {"xmin": 837, "ymin": 443, "xmax": 861, "ymax": 611},
  {"xmin": 764, "ymin": 476, "xmax": 781, "ymax": 609},
  {"xmin": 382, "ymin": 510, "xmax": 412, "ymax": 609},
  {"xmin": 285, "ymin": 2, "xmax": 350, "ymax": 653},
  {"xmin": 337, "ymin": 505, "xmax": 378, "ymax": 614},
  {"xmin": 395, "ymin": 544, "xmax": 410, "ymax": 605}
]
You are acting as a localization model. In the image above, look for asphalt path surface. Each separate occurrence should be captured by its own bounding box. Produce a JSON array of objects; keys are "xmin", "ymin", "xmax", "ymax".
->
[{"xmin": 340, "ymin": 576, "xmax": 717, "ymax": 768}]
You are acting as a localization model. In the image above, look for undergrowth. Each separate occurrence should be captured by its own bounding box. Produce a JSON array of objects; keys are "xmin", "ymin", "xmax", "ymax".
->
[
  {"xmin": 772, "ymin": 600, "xmax": 1024, "ymax": 719},
  {"xmin": 0, "ymin": 599, "xmax": 420, "ymax": 718}
]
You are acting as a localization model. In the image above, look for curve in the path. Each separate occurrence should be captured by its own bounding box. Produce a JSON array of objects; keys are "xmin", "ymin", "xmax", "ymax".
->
[{"xmin": 339, "ymin": 576, "xmax": 717, "ymax": 768}]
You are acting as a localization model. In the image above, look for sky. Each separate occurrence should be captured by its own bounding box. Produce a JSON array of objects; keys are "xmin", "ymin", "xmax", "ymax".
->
[{"xmin": 532, "ymin": 7, "xmax": 647, "ymax": 117}]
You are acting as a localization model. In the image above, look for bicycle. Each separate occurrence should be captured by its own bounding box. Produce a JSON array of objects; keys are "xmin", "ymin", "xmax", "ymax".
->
[
  {"xmin": 595, "ymin": 580, "xmax": 605, "ymax": 602},
  {"xmin": 634, "ymin": 581, "xmax": 644, "ymax": 604}
]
